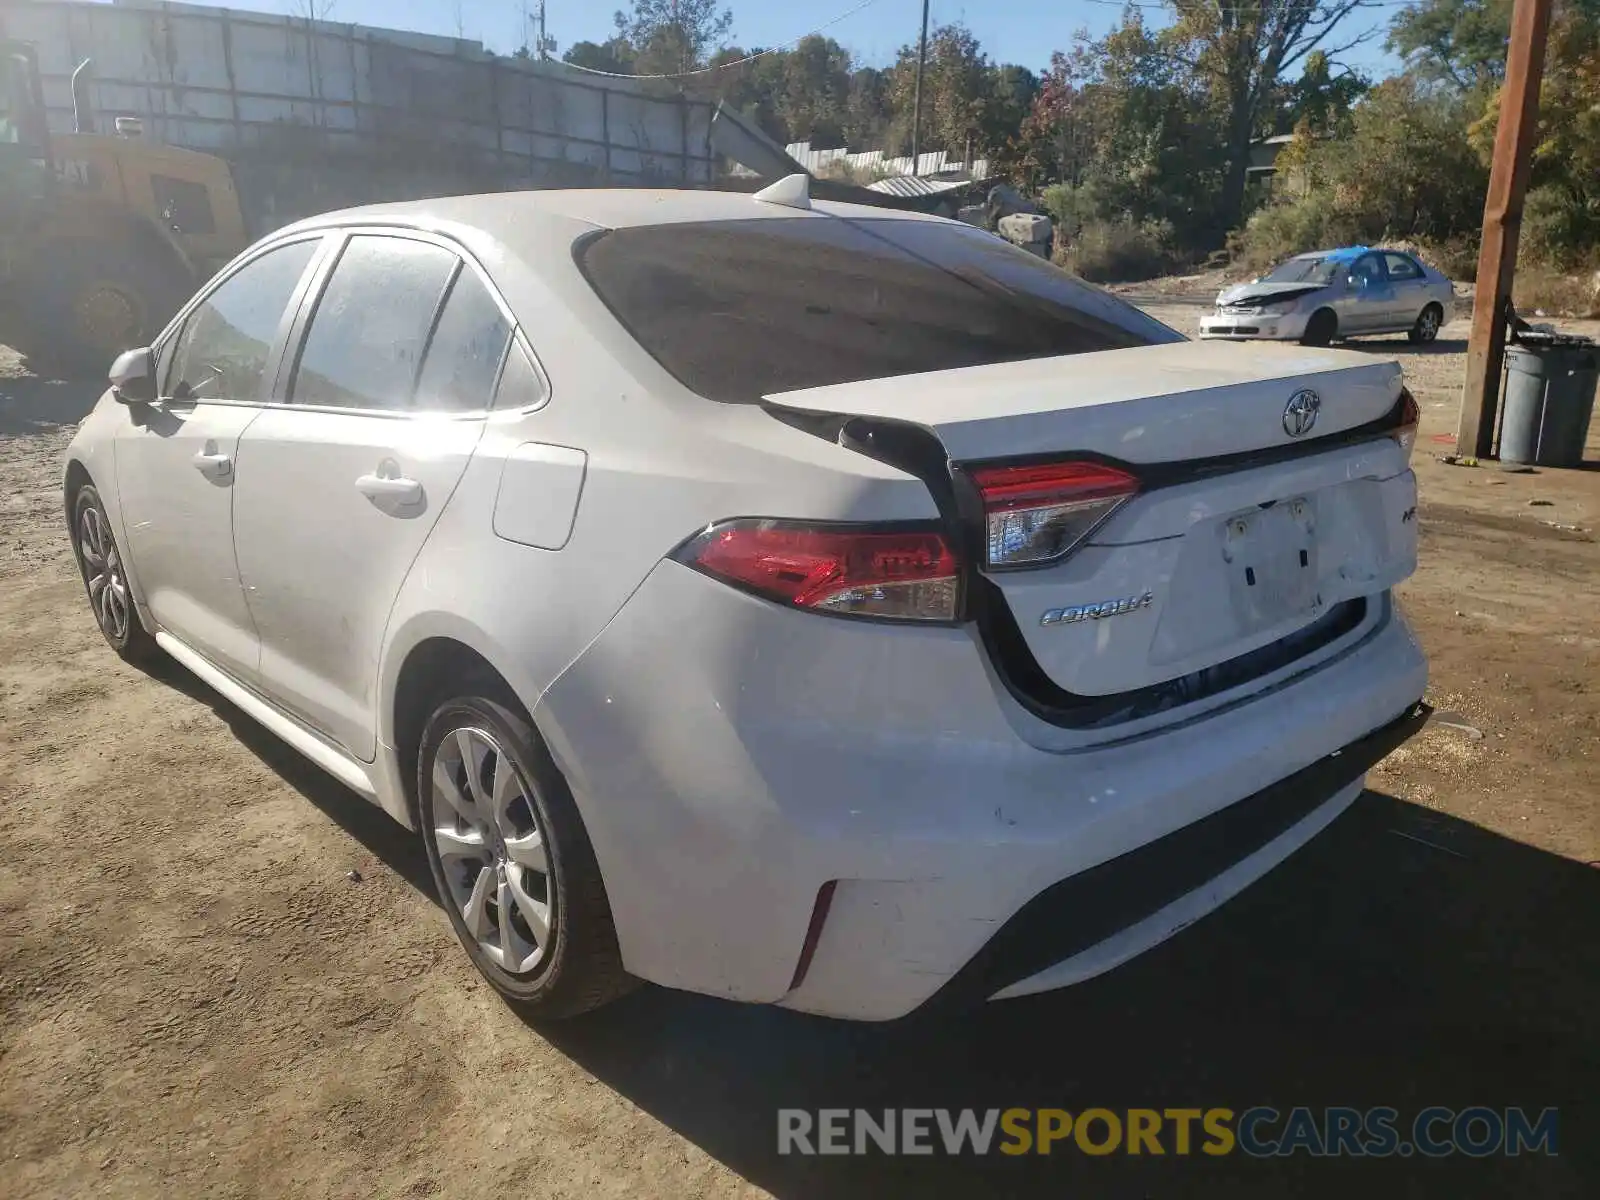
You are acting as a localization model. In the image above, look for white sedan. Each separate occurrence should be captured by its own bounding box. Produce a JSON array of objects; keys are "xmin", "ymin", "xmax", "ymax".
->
[
  {"xmin": 1201, "ymin": 247, "xmax": 1456, "ymax": 346},
  {"xmin": 63, "ymin": 181, "xmax": 1428, "ymax": 1021}
]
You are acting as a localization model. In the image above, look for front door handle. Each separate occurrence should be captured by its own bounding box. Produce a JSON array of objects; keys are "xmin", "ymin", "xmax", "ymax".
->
[
  {"xmin": 355, "ymin": 473, "xmax": 423, "ymax": 504},
  {"xmin": 192, "ymin": 450, "xmax": 232, "ymax": 479}
]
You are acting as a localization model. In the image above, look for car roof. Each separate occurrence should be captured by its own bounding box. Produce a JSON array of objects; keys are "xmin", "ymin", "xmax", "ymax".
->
[
  {"xmin": 272, "ymin": 187, "xmax": 952, "ymax": 241},
  {"xmin": 1293, "ymin": 245, "xmax": 1422, "ymax": 262}
]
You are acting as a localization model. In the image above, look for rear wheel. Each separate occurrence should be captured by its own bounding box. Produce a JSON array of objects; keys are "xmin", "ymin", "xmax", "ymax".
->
[
  {"xmin": 70, "ymin": 484, "xmax": 159, "ymax": 664},
  {"xmin": 1409, "ymin": 303, "xmax": 1443, "ymax": 344},
  {"xmin": 1300, "ymin": 308, "xmax": 1337, "ymax": 347},
  {"xmin": 417, "ymin": 684, "xmax": 634, "ymax": 1018}
]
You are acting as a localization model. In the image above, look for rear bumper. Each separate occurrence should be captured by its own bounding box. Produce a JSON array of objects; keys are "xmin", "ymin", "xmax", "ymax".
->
[
  {"xmin": 935, "ymin": 700, "xmax": 1430, "ymax": 1009},
  {"xmin": 536, "ymin": 562, "xmax": 1428, "ymax": 1022}
]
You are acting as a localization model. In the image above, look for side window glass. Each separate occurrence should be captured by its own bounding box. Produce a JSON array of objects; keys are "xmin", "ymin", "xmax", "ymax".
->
[
  {"xmin": 1384, "ymin": 253, "xmax": 1421, "ymax": 281},
  {"xmin": 292, "ymin": 236, "xmax": 457, "ymax": 411},
  {"xmin": 151, "ymin": 174, "xmax": 217, "ymax": 236},
  {"xmin": 166, "ymin": 239, "xmax": 318, "ymax": 401},
  {"xmin": 493, "ymin": 342, "xmax": 544, "ymax": 410},
  {"xmin": 1350, "ymin": 254, "xmax": 1383, "ymax": 284},
  {"xmin": 413, "ymin": 268, "xmax": 512, "ymax": 413}
]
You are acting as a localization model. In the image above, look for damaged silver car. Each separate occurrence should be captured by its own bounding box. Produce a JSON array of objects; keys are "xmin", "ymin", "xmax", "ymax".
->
[{"xmin": 1200, "ymin": 247, "xmax": 1455, "ymax": 347}]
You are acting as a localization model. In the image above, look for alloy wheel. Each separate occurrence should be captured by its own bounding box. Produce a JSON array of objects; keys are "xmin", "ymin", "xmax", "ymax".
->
[
  {"xmin": 431, "ymin": 726, "xmax": 553, "ymax": 974},
  {"xmin": 78, "ymin": 503, "xmax": 130, "ymax": 642},
  {"xmin": 1418, "ymin": 308, "xmax": 1440, "ymax": 341}
]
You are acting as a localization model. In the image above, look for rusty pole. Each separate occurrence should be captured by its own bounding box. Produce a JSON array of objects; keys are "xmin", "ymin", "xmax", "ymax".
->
[{"xmin": 1456, "ymin": 0, "xmax": 1553, "ymax": 459}]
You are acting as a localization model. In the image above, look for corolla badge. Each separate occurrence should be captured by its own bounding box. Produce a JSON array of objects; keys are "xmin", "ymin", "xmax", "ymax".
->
[
  {"xmin": 1283, "ymin": 389, "xmax": 1320, "ymax": 438},
  {"xmin": 1040, "ymin": 591, "xmax": 1154, "ymax": 627}
]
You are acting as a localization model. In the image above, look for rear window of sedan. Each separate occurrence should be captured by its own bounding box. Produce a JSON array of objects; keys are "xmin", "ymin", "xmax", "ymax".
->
[{"xmin": 576, "ymin": 216, "xmax": 1182, "ymax": 403}]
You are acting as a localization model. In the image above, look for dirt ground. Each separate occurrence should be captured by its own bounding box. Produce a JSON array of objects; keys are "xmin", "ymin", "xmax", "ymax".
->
[{"xmin": 2, "ymin": 307, "xmax": 1597, "ymax": 1199}]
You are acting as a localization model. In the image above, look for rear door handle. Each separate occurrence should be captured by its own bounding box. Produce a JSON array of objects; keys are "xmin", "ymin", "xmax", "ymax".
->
[
  {"xmin": 355, "ymin": 473, "xmax": 422, "ymax": 503},
  {"xmin": 192, "ymin": 450, "xmax": 232, "ymax": 478}
]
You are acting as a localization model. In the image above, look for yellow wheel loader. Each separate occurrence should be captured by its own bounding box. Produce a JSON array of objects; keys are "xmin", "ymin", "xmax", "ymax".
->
[{"xmin": 0, "ymin": 42, "xmax": 249, "ymax": 374}]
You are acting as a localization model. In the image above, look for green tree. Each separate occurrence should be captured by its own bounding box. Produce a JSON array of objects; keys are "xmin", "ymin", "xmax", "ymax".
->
[
  {"xmin": 773, "ymin": 36, "xmax": 854, "ymax": 145},
  {"xmin": 613, "ymin": 0, "xmax": 733, "ymax": 75},
  {"xmin": 982, "ymin": 64, "xmax": 1041, "ymax": 158},
  {"xmin": 843, "ymin": 67, "xmax": 892, "ymax": 147},
  {"xmin": 886, "ymin": 24, "xmax": 993, "ymax": 157},
  {"xmin": 563, "ymin": 39, "xmax": 635, "ymax": 74},
  {"xmin": 1158, "ymin": 0, "xmax": 1380, "ymax": 241},
  {"xmin": 1014, "ymin": 17, "xmax": 1225, "ymax": 245},
  {"xmin": 1387, "ymin": 0, "xmax": 1514, "ymax": 90},
  {"xmin": 1462, "ymin": 0, "xmax": 1600, "ymax": 265},
  {"xmin": 703, "ymin": 40, "xmax": 855, "ymax": 147},
  {"xmin": 1240, "ymin": 76, "xmax": 1489, "ymax": 264},
  {"xmin": 1278, "ymin": 50, "xmax": 1367, "ymax": 135}
]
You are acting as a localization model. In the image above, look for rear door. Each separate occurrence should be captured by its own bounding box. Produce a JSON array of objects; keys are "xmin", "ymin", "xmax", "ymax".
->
[
  {"xmin": 1382, "ymin": 252, "xmax": 1428, "ymax": 329},
  {"xmin": 231, "ymin": 231, "xmax": 512, "ymax": 760},
  {"xmin": 114, "ymin": 236, "xmax": 324, "ymax": 681}
]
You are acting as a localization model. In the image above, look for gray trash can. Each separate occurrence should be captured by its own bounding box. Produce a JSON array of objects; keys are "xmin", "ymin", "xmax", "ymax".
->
[{"xmin": 1499, "ymin": 333, "xmax": 1599, "ymax": 467}]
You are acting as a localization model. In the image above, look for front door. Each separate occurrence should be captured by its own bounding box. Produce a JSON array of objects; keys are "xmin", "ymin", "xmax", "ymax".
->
[
  {"xmin": 232, "ymin": 232, "xmax": 511, "ymax": 760},
  {"xmin": 114, "ymin": 237, "xmax": 322, "ymax": 680}
]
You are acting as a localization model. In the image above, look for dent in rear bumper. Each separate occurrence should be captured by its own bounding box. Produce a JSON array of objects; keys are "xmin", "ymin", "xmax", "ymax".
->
[{"xmin": 534, "ymin": 560, "xmax": 1428, "ymax": 1021}]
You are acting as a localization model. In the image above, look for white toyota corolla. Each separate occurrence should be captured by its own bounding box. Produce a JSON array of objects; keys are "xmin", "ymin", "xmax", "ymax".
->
[{"xmin": 63, "ymin": 182, "xmax": 1428, "ymax": 1022}]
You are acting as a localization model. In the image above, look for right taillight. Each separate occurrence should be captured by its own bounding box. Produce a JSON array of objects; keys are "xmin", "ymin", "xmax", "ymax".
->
[
  {"xmin": 1394, "ymin": 387, "xmax": 1419, "ymax": 463},
  {"xmin": 968, "ymin": 460, "xmax": 1140, "ymax": 569},
  {"xmin": 673, "ymin": 519, "xmax": 961, "ymax": 622}
]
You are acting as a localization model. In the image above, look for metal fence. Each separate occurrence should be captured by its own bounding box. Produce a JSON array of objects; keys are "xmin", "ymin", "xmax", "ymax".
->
[{"xmin": 3, "ymin": 0, "xmax": 715, "ymax": 226}]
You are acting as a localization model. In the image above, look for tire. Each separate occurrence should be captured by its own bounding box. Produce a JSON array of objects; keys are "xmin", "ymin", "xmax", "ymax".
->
[
  {"xmin": 1408, "ymin": 302, "xmax": 1444, "ymax": 345},
  {"xmin": 1300, "ymin": 308, "xmax": 1337, "ymax": 347},
  {"xmin": 70, "ymin": 483, "xmax": 160, "ymax": 664},
  {"xmin": 417, "ymin": 682, "xmax": 634, "ymax": 1019},
  {"xmin": 28, "ymin": 240, "xmax": 192, "ymax": 378}
]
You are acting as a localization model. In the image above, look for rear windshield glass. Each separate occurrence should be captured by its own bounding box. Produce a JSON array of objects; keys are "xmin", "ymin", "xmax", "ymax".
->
[{"xmin": 576, "ymin": 216, "xmax": 1182, "ymax": 402}]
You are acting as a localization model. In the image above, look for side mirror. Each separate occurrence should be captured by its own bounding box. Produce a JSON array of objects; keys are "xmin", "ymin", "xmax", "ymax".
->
[{"xmin": 109, "ymin": 346, "xmax": 156, "ymax": 404}]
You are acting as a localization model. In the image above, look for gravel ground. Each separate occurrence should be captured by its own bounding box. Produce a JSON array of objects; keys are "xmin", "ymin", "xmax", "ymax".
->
[{"xmin": 2, "ymin": 310, "xmax": 1597, "ymax": 1198}]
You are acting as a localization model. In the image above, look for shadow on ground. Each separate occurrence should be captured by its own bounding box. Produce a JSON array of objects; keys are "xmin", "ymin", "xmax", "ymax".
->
[
  {"xmin": 1341, "ymin": 336, "xmax": 1470, "ymax": 357},
  {"xmin": 141, "ymin": 654, "xmax": 437, "ymax": 899},
  {"xmin": 0, "ymin": 372, "xmax": 105, "ymax": 436},
  {"xmin": 146, "ymin": 653, "xmax": 1597, "ymax": 1197},
  {"xmin": 537, "ymin": 795, "xmax": 1597, "ymax": 1199}
]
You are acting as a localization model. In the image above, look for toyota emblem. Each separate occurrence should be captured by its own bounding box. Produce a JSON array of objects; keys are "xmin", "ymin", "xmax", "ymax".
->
[{"xmin": 1283, "ymin": 389, "xmax": 1320, "ymax": 438}]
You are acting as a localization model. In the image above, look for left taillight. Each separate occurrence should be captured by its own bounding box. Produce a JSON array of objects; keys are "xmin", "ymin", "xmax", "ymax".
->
[
  {"xmin": 968, "ymin": 460, "xmax": 1140, "ymax": 570},
  {"xmin": 673, "ymin": 519, "xmax": 962, "ymax": 622}
]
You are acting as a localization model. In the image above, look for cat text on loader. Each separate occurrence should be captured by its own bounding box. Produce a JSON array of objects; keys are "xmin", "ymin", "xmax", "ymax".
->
[{"xmin": 0, "ymin": 44, "xmax": 248, "ymax": 373}]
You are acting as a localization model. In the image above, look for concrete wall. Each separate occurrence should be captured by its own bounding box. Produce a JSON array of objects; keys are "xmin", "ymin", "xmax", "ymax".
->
[{"xmin": 1, "ymin": 0, "xmax": 714, "ymax": 231}]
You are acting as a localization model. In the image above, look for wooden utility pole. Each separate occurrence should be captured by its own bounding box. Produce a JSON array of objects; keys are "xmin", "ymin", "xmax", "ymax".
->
[
  {"xmin": 1456, "ymin": 0, "xmax": 1553, "ymax": 458},
  {"xmin": 910, "ymin": 0, "xmax": 930, "ymax": 177}
]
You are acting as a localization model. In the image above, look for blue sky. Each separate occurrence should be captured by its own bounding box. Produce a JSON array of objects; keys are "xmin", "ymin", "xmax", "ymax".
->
[{"xmin": 161, "ymin": 0, "xmax": 1406, "ymax": 78}]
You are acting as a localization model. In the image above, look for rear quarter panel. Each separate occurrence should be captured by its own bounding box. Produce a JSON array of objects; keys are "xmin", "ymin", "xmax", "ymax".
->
[{"xmin": 375, "ymin": 226, "xmax": 938, "ymax": 761}]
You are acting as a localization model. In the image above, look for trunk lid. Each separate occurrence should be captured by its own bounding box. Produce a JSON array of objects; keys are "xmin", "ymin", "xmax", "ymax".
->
[
  {"xmin": 763, "ymin": 340, "xmax": 1402, "ymax": 466},
  {"xmin": 764, "ymin": 340, "xmax": 1417, "ymax": 707}
]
